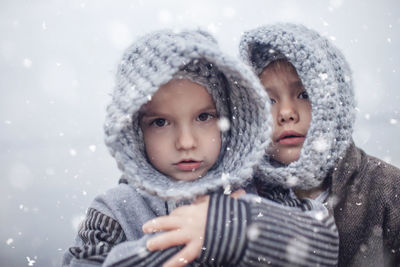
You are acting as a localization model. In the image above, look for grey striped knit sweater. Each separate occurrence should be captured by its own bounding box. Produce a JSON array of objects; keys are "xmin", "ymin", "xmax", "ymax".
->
[{"xmin": 62, "ymin": 29, "xmax": 339, "ymax": 267}]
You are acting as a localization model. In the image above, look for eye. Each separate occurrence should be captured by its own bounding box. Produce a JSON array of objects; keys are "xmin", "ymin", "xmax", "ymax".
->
[
  {"xmin": 298, "ymin": 91, "xmax": 309, "ymax": 100},
  {"xmin": 197, "ymin": 112, "xmax": 216, "ymax": 122},
  {"xmin": 150, "ymin": 118, "xmax": 169, "ymax": 127},
  {"xmin": 269, "ymin": 98, "xmax": 276, "ymax": 104}
]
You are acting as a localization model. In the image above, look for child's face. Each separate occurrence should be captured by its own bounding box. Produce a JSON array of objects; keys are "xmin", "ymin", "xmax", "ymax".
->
[
  {"xmin": 259, "ymin": 61, "xmax": 312, "ymax": 165},
  {"xmin": 140, "ymin": 79, "xmax": 221, "ymax": 181}
]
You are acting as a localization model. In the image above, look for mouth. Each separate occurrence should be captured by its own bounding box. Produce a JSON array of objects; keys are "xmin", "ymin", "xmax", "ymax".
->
[
  {"xmin": 174, "ymin": 159, "xmax": 202, "ymax": 171},
  {"xmin": 277, "ymin": 131, "xmax": 306, "ymax": 145}
]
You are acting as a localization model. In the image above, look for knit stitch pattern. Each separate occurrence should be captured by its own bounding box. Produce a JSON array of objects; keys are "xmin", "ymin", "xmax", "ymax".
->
[
  {"xmin": 240, "ymin": 23, "xmax": 356, "ymax": 190},
  {"xmin": 104, "ymin": 29, "xmax": 271, "ymax": 200}
]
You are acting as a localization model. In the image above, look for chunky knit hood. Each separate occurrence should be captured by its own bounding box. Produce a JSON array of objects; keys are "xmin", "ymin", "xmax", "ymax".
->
[
  {"xmin": 104, "ymin": 29, "xmax": 271, "ymax": 200},
  {"xmin": 240, "ymin": 23, "xmax": 356, "ymax": 190}
]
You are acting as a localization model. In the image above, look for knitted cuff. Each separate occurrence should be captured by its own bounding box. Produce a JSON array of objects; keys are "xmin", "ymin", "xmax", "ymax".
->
[{"xmin": 197, "ymin": 194, "xmax": 250, "ymax": 265}]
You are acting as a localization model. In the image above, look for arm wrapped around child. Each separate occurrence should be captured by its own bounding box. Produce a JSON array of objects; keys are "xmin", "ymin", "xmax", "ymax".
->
[{"xmin": 64, "ymin": 189, "xmax": 338, "ymax": 267}]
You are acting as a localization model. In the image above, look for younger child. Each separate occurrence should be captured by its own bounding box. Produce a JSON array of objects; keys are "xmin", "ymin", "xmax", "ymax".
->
[
  {"xmin": 63, "ymin": 29, "xmax": 339, "ymax": 267},
  {"xmin": 239, "ymin": 23, "xmax": 400, "ymax": 266}
]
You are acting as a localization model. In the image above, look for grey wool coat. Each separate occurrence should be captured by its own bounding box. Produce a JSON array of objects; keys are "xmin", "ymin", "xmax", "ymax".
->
[{"xmin": 330, "ymin": 142, "xmax": 400, "ymax": 266}]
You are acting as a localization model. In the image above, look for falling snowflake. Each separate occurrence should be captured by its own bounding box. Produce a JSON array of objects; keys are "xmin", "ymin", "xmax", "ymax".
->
[
  {"xmin": 390, "ymin": 119, "xmax": 397, "ymax": 125},
  {"xmin": 6, "ymin": 238, "xmax": 13, "ymax": 245},
  {"xmin": 26, "ymin": 256, "xmax": 36, "ymax": 266},
  {"xmin": 251, "ymin": 196, "xmax": 262, "ymax": 204},
  {"xmin": 286, "ymin": 238, "xmax": 309, "ymax": 264},
  {"xmin": 178, "ymin": 258, "xmax": 188, "ymax": 264},
  {"xmin": 286, "ymin": 175, "xmax": 299, "ymax": 187},
  {"xmin": 318, "ymin": 73, "xmax": 328, "ymax": 80},
  {"xmin": 223, "ymin": 184, "xmax": 232, "ymax": 195},
  {"xmin": 221, "ymin": 172, "xmax": 230, "ymax": 181},
  {"xmin": 247, "ymin": 224, "xmax": 260, "ymax": 240},
  {"xmin": 314, "ymin": 211, "xmax": 325, "ymax": 221},
  {"xmin": 217, "ymin": 117, "xmax": 230, "ymax": 132},
  {"xmin": 23, "ymin": 58, "xmax": 32, "ymax": 68},
  {"xmin": 89, "ymin": 145, "xmax": 96, "ymax": 152},
  {"xmin": 69, "ymin": 149, "xmax": 77, "ymax": 156},
  {"xmin": 383, "ymin": 156, "xmax": 391, "ymax": 164},
  {"xmin": 312, "ymin": 137, "xmax": 330, "ymax": 153}
]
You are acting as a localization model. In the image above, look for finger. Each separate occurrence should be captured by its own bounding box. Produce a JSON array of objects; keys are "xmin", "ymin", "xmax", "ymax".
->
[
  {"xmin": 230, "ymin": 189, "xmax": 246, "ymax": 199},
  {"xmin": 146, "ymin": 230, "xmax": 189, "ymax": 251},
  {"xmin": 163, "ymin": 242, "xmax": 201, "ymax": 267},
  {"xmin": 142, "ymin": 216, "xmax": 182, "ymax": 233}
]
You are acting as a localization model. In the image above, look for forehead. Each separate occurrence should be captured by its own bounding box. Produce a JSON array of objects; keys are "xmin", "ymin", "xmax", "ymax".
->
[
  {"xmin": 259, "ymin": 60, "xmax": 303, "ymax": 91},
  {"xmin": 142, "ymin": 79, "xmax": 216, "ymax": 113}
]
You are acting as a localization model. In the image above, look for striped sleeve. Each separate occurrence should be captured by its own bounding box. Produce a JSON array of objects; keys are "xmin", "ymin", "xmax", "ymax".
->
[
  {"xmin": 103, "ymin": 242, "xmax": 182, "ymax": 267},
  {"xmin": 65, "ymin": 208, "xmax": 182, "ymax": 267},
  {"xmin": 68, "ymin": 208, "xmax": 126, "ymax": 264},
  {"xmin": 199, "ymin": 194, "xmax": 339, "ymax": 267}
]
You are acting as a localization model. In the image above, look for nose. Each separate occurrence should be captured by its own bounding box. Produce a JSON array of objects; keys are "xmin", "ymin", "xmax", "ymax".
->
[
  {"xmin": 175, "ymin": 125, "xmax": 197, "ymax": 150},
  {"xmin": 277, "ymin": 100, "xmax": 299, "ymax": 125}
]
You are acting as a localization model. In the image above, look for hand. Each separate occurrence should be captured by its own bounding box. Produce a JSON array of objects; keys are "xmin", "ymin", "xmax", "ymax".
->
[
  {"xmin": 141, "ymin": 190, "xmax": 246, "ymax": 267},
  {"xmin": 142, "ymin": 195, "xmax": 209, "ymax": 267}
]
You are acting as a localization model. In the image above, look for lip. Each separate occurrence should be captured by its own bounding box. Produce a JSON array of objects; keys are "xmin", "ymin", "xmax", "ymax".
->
[
  {"xmin": 277, "ymin": 130, "xmax": 305, "ymax": 145},
  {"xmin": 174, "ymin": 159, "xmax": 202, "ymax": 171}
]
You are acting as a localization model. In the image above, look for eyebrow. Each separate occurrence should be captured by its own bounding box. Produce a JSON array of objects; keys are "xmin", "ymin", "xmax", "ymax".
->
[
  {"xmin": 290, "ymin": 80, "xmax": 304, "ymax": 89},
  {"xmin": 141, "ymin": 105, "xmax": 218, "ymax": 118}
]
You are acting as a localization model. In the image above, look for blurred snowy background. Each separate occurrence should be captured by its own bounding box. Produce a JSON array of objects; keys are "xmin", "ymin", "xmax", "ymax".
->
[{"xmin": 0, "ymin": 0, "xmax": 399, "ymax": 266}]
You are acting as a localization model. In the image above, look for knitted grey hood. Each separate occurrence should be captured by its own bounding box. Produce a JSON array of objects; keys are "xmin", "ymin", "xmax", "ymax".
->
[
  {"xmin": 104, "ymin": 29, "xmax": 271, "ymax": 200},
  {"xmin": 240, "ymin": 23, "xmax": 355, "ymax": 190}
]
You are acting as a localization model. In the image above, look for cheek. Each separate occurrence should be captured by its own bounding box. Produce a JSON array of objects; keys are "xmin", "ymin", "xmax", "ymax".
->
[
  {"xmin": 143, "ymin": 130, "xmax": 169, "ymax": 160},
  {"xmin": 202, "ymin": 124, "xmax": 221, "ymax": 159},
  {"xmin": 270, "ymin": 107, "xmax": 279, "ymax": 132},
  {"xmin": 213, "ymin": 130, "xmax": 222, "ymax": 159},
  {"xmin": 303, "ymin": 103, "xmax": 312, "ymax": 127}
]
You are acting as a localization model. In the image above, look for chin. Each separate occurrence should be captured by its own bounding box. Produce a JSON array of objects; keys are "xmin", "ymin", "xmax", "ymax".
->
[
  {"xmin": 172, "ymin": 172, "xmax": 204, "ymax": 182},
  {"xmin": 272, "ymin": 149, "xmax": 301, "ymax": 165}
]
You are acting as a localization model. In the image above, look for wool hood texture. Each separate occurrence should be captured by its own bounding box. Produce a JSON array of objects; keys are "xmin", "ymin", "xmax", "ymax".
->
[
  {"xmin": 240, "ymin": 23, "xmax": 356, "ymax": 190},
  {"xmin": 104, "ymin": 29, "xmax": 271, "ymax": 200}
]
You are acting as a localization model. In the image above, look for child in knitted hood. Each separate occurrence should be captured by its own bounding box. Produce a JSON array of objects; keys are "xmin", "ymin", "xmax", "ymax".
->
[
  {"xmin": 63, "ymin": 29, "xmax": 339, "ymax": 267},
  {"xmin": 240, "ymin": 23, "xmax": 400, "ymax": 266}
]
